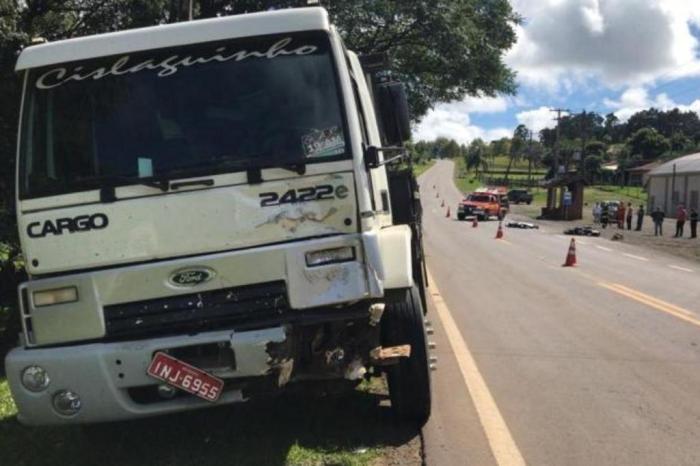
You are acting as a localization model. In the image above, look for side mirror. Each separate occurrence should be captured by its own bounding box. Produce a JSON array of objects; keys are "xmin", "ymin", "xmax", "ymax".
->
[{"xmin": 376, "ymin": 81, "xmax": 411, "ymax": 146}]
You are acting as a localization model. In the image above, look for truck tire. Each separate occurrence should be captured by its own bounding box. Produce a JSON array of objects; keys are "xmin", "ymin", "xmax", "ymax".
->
[
  {"xmin": 383, "ymin": 286, "xmax": 431, "ymax": 426},
  {"xmin": 457, "ymin": 213, "xmax": 465, "ymax": 221}
]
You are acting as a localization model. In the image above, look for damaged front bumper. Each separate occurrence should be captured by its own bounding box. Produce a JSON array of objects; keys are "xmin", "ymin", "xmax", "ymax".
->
[{"xmin": 5, "ymin": 327, "xmax": 287, "ymax": 425}]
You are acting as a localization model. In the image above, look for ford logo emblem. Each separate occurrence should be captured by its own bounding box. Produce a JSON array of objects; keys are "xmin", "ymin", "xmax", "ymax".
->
[{"xmin": 169, "ymin": 267, "xmax": 216, "ymax": 287}]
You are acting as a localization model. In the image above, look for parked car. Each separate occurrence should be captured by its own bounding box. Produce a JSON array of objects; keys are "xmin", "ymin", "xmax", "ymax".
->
[
  {"xmin": 507, "ymin": 189, "xmax": 533, "ymax": 205},
  {"xmin": 601, "ymin": 200, "xmax": 621, "ymax": 217}
]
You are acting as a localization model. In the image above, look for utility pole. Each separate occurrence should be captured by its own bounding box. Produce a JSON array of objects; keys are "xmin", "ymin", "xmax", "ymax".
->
[
  {"xmin": 527, "ymin": 129, "xmax": 534, "ymax": 187},
  {"xmin": 550, "ymin": 108, "xmax": 569, "ymax": 178},
  {"xmin": 550, "ymin": 108, "xmax": 569, "ymax": 214},
  {"xmin": 578, "ymin": 110, "xmax": 588, "ymax": 182},
  {"xmin": 188, "ymin": 0, "xmax": 193, "ymax": 20}
]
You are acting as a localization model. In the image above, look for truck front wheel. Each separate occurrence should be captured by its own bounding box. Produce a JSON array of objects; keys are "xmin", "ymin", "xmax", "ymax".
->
[{"xmin": 382, "ymin": 286, "xmax": 432, "ymax": 426}]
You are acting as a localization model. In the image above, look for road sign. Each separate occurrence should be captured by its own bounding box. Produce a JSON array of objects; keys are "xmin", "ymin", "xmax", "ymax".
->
[{"xmin": 563, "ymin": 192, "xmax": 572, "ymax": 207}]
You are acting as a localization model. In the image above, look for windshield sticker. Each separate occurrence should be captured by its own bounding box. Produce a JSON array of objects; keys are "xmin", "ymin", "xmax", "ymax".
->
[
  {"xmin": 302, "ymin": 127, "xmax": 345, "ymax": 158},
  {"xmin": 137, "ymin": 158, "xmax": 153, "ymax": 178},
  {"xmin": 35, "ymin": 38, "xmax": 318, "ymax": 90}
]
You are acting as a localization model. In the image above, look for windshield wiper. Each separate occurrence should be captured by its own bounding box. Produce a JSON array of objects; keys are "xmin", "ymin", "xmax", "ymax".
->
[
  {"xmin": 270, "ymin": 161, "xmax": 306, "ymax": 175},
  {"xmin": 211, "ymin": 156, "xmax": 306, "ymax": 175},
  {"xmin": 72, "ymin": 175, "xmax": 171, "ymax": 203},
  {"xmin": 201, "ymin": 156, "xmax": 306, "ymax": 184}
]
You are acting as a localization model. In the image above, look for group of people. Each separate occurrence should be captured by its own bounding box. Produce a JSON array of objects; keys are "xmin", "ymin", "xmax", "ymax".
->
[
  {"xmin": 592, "ymin": 202, "xmax": 644, "ymax": 231},
  {"xmin": 592, "ymin": 202, "xmax": 698, "ymax": 238}
]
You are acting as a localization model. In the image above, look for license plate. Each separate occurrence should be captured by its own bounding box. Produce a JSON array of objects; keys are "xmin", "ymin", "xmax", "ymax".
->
[{"xmin": 146, "ymin": 352, "xmax": 224, "ymax": 402}]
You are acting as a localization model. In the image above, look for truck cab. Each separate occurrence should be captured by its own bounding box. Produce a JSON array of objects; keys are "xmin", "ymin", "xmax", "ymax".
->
[{"xmin": 7, "ymin": 7, "xmax": 430, "ymax": 426}]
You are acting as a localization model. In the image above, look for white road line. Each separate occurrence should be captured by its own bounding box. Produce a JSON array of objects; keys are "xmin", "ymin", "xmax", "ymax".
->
[
  {"xmin": 576, "ymin": 240, "xmax": 589, "ymax": 245},
  {"xmin": 623, "ymin": 253, "xmax": 649, "ymax": 262},
  {"xmin": 596, "ymin": 245, "xmax": 613, "ymax": 252},
  {"xmin": 669, "ymin": 265, "xmax": 694, "ymax": 273},
  {"xmin": 427, "ymin": 268, "xmax": 527, "ymax": 466}
]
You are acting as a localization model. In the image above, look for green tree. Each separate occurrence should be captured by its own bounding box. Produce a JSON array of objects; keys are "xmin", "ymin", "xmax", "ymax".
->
[
  {"xmin": 603, "ymin": 113, "xmax": 620, "ymax": 143},
  {"xmin": 444, "ymin": 139, "xmax": 461, "ymax": 159},
  {"xmin": 626, "ymin": 127, "xmax": 671, "ymax": 160},
  {"xmin": 670, "ymin": 131, "xmax": 692, "ymax": 153},
  {"xmin": 505, "ymin": 124, "xmax": 528, "ymax": 181},
  {"xmin": 583, "ymin": 155, "xmax": 603, "ymax": 184},
  {"xmin": 465, "ymin": 138, "xmax": 488, "ymax": 178},
  {"xmin": 489, "ymin": 137, "xmax": 511, "ymax": 162},
  {"xmin": 585, "ymin": 140, "xmax": 607, "ymax": 158}
]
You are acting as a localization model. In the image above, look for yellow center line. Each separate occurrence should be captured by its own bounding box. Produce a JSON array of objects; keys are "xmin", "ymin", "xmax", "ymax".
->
[
  {"xmin": 551, "ymin": 254, "xmax": 698, "ymax": 330},
  {"xmin": 427, "ymin": 267, "xmax": 527, "ymax": 466},
  {"xmin": 599, "ymin": 283, "xmax": 700, "ymax": 327},
  {"xmin": 602, "ymin": 283, "xmax": 695, "ymax": 317}
]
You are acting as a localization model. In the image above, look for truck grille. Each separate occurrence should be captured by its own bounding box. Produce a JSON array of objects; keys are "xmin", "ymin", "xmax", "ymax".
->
[{"xmin": 103, "ymin": 281, "xmax": 288, "ymax": 339}]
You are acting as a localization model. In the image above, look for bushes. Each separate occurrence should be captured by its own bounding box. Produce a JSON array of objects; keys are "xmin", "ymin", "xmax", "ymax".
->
[
  {"xmin": 0, "ymin": 257, "xmax": 24, "ymax": 373},
  {"xmin": 0, "ymin": 206, "xmax": 24, "ymax": 372}
]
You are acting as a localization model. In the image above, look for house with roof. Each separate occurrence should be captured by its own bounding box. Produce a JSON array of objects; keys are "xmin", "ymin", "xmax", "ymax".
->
[
  {"xmin": 626, "ymin": 161, "xmax": 661, "ymax": 186},
  {"xmin": 646, "ymin": 152, "xmax": 700, "ymax": 217}
]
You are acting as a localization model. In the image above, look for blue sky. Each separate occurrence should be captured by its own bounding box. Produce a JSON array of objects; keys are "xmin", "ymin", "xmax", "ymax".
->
[{"xmin": 416, "ymin": 0, "xmax": 700, "ymax": 143}]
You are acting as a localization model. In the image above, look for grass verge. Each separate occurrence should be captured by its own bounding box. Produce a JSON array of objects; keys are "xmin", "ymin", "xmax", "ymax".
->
[
  {"xmin": 412, "ymin": 160, "xmax": 435, "ymax": 177},
  {"xmin": 516, "ymin": 185, "xmax": 648, "ymax": 219},
  {"xmin": 453, "ymin": 157, "xmax": 481, "ymax": 195},
  {"xmin": 0, "ymin": 376, "xmax": 418, "ymax": 466}
]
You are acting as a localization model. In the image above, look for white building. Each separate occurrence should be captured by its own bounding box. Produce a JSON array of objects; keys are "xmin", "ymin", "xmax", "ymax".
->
[{"xmin": 646, "ymin": 152, "xmax": 700, "ymax": 217}]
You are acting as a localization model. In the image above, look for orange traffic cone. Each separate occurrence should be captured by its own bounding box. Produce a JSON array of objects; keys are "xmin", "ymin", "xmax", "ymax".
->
[
  {"xmin": 472, "ymin": 216, "xmax": 478, "ymax": 228},
  {"xmin": 446, "ymin": 206, "xmax": 451, "ymax": 218},
  {"xmin": 495, "ymin": 221, "xmax": 504, "ymax": 239},
  {"xmin": 440, "ymin": 200, "xmax": 445, "ymax": 207},
  {"xmin": 563, "ymin": 238, "xmax": 577, "ymax": 267}
]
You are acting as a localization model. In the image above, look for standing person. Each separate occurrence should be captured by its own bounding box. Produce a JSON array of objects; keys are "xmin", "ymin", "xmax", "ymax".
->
[
  {"xmin": 617, "ymin": 202, "xmax": 626, "ymax": 229},
  {"xmin": 592, "ymin": 202, "xmax": 601, "ymax": 224},
  {"xmin": 651, "ymin": 207, "xmax": 664, "ymax": 236},
  {"xmin": 601, "ymin": 203, "xmax": 609, "ymax": 228},
  {"xmin": 690, "ymin": 208, "xmax": 698, "ymax": 239},
  {"xmin": 674, "ymin": 204, "xmax": 687, "ymax": 238},
  {"xmin": 635, "ymin": 204, "xmax": 645, "ymax": 231},
  {"xmin": 626, "ymin": 202, "xmax": 633, "ymax": 230}
]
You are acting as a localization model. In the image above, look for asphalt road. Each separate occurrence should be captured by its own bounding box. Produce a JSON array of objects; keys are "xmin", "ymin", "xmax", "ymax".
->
[{"xmin": 420, "ymin": 160, "xmax": 700, "ymax": 466}]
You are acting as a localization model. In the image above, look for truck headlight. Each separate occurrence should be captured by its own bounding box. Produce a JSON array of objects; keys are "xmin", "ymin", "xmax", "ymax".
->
[
  {"xmin": 305, "ymin": 247, "xmax": 355, "ymax": 267},
  {"xmin": 21, "ymin": 365, "xmax": 50, "ymax": 392},
  {"xmin": 53, "ymin": 390, "xmax": 82, "ymax": 416},
  {"xmin": 33, "ymin": 287, "xmax": 78, "ymax": 307}
]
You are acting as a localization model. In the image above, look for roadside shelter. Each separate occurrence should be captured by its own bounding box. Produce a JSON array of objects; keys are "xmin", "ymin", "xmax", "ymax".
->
[{"xmin": 539, "ymin": 174, "xmax": 584, "ymax": 220}]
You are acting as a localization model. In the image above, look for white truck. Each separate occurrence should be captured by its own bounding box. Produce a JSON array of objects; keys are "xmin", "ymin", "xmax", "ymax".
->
[{"xmin": 6, "ymin": 6, "xmax": 431, "ymax": 426}]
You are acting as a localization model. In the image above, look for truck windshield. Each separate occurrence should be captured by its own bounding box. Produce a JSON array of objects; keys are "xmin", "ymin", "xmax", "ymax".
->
[{"xmin": 19, "ymin": 31, "xmax": 348, "ymax": 199}]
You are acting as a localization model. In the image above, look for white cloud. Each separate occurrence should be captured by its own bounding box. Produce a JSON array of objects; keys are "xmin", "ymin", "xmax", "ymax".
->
[
  {"xmin": 604, "ymin": 86, "xmax": 700, "ymax": 121},
  {"xmin": 414, "ymin": 105, "xmax": 511, "ymax": 144},
  {"xmin": 449, "ymin": 95, "xmax": 509, "ymax": 114},
  {"xmin": 417, "ymin": 1, "xmax": 700, "ymax": 142},
  {"xmin": 507, "ymin": 0, "xmax": 700, "ymax": 91},
  {"xmin": 414, "ymin": 95, "xmax": 512, "ymax": 143},
  {"xmin": 515, "ymin": 106, "xmax": 562, "ymax": 133}
]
